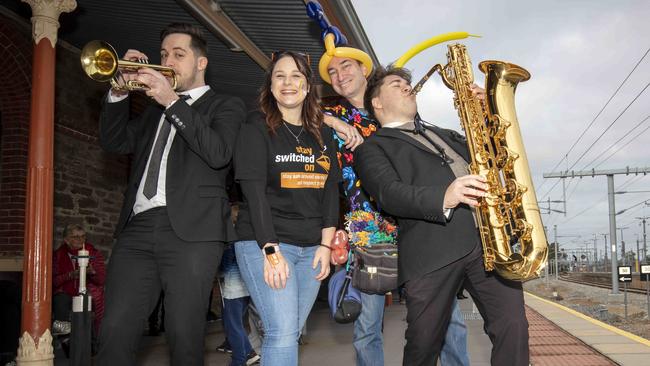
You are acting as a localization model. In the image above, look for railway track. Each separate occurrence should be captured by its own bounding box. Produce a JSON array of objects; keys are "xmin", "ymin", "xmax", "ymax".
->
[{"xmin": 559, "ymin": 274, "xmax": 649, "ymax": 295}]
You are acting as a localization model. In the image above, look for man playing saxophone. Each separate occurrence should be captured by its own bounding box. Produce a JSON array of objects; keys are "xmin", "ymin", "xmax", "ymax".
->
[{"xmin": 354, "ymin": 65, "xmax": 529, "ymax": 366}]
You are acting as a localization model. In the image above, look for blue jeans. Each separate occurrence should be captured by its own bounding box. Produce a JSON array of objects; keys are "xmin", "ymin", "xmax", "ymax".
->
[
  {"xmin": 353, "ymin": 293, "xmax": 385, "ymax": 366},
  {"xmin": 221, "ymin": 245, "xmax": 254, "ymax": 366},
  {"xmin": 224, "ymin": 297, "xmax": 253, "ymax": 366},
  {"xmin": 235, "ymin": 241, "xmax": 321, "ymax": 366},
  {"xmin": 222, "ymin": 244, "xmax": 250, "ymax": 299},
  {"xmin": 440, "ymin": 299, "xmax": 470, "ymax": 366}
]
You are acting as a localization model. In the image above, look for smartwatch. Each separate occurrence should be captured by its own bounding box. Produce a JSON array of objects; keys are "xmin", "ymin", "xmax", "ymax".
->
[{"xmin": 264, "ymin": 245, "xmax": 280, "ymax": 266}]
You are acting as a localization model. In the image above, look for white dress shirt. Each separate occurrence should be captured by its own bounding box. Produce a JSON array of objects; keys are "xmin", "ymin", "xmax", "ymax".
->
[{"xmin": 107, "ymin": 85, "xmax": 210, "ymax": 215}]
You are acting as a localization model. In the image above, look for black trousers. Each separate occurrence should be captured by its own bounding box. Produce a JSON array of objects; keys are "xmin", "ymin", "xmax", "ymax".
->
[
  {"xmin": 96, "ymin": 207, "xmax": 222, "ymax": 366},
  {"xmin": 403, "ymin": 243, "xmax": 529, "ymax": 366}
]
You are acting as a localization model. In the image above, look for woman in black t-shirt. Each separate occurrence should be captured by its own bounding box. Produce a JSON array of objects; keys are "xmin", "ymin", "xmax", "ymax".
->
[{"xmin": 233, "ymin": 51, "xmax": 340, "ymax": 366}]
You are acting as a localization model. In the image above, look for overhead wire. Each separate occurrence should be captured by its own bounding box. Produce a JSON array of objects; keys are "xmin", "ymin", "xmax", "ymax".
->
[
  {"xmin": 564, "ymin": 80, "xmax": 650, "ymax": 172},
  {"xmin": 617, "ymin": 173, "xmax": 647, "ymax": 191},
  {"xmin": 580, "ymin": 115, "xmax": 650, "ymax": 170},
  {"xmin": 592, "ymin": 123, "xmax": 650, "ymax": 169},
  {"xmin": 538, "ymin": 101, "xmax": 645, "ymax": 203},
  {"xmin": 617, "ymin": 198, "xmax": 650, "ymax": 216},
  {"xmin": 564, "ymin": 177, "xmax": 583, "ymax": 202},
  {"xmin": 537, "ymin": 47, "xmax": 650, "ymax": 197},
  {"xmin": 557, "ymin": 200, "xmax": 607, "ymax": 225},
  {"xmin": 550, "ymin": 115, "xmax": 649, "ymax": 204},
  {"xmin": 547, "ymin": 173, "xmax": 648, "ymax": 228}
]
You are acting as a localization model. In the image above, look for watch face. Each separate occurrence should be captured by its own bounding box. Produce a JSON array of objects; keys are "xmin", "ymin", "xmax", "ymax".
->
[{"xmin": 264, "ymin": 246, "xmax": 276, "ymax": 255}]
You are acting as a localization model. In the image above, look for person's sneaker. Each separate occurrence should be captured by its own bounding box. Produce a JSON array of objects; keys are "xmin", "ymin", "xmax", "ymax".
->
[
  {"xmin": 216, "ymin": 339, "xmax": 232, "ymax": 354},
  {"xmin": 245, "ymin": 350, "xmax": 260, "ymax": 365},
  {"xmin": 52, "ymin": 320, "xmax": 71, "ymax": 335}
]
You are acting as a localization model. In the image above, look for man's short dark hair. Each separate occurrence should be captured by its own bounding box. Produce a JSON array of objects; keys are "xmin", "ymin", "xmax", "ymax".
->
[
  {"xmin": 160, "ymin": 23, "xmax": 208, "ymax": 57},
  {"xmin": 363, "ymin": 65, "xmax": 412, "ymax": 120}
]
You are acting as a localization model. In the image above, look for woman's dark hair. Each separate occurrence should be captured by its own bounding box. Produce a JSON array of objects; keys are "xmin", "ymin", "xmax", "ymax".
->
[
  {"xmin": 160, "ymin": 23, "xmax": 208, "ymax": 57},
  {"xmin": 364, "ymin": 65, "xmax": 412, "ymax": 120},
  {"xmin": 258, "ymin": 51, "xmax": 324, "ymax": 147}
]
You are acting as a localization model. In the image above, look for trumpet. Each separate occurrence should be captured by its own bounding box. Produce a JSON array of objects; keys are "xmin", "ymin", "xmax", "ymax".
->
[{"xmin": 80, "ymin": 40, "xmax": 177, "ymax": 91}]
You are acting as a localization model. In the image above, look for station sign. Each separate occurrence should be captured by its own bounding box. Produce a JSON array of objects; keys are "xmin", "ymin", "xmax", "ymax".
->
[
  {"xmin": 641, "ymin": 265, "xmax": 650, "ymax": 282},
  {"xmin": 618, "ymin": 266, "xmax": 632, "ymax": 283}
]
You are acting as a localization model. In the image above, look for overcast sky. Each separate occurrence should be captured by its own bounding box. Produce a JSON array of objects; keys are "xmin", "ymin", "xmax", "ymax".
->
[{"xmin": 352, "ymin": 0, "xmax": 650, "ymax": 259}]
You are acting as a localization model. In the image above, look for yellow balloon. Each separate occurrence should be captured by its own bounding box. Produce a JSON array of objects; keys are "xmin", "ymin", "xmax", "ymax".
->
[
  {"xmin": 394, "ymin": 32, "xmax": 480, "ymax": 68},
  {"xmin": 318, "ymin": 33, "xmax": 373, "ymax": 84}
]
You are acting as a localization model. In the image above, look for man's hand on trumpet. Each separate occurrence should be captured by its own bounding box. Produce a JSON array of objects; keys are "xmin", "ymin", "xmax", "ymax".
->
[
  {"xmin": 136, "ymin": 68, "xmax": 179, "ymax": 108},
  {"xmin": 110, "ymin": 49, "xmax": 148, "ymax": 98}
]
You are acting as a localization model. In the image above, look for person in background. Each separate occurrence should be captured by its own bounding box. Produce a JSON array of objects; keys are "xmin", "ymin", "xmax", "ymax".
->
[
  {"xmin": 52, "ymin": 223, "xmax": 106, "ymax": 336},
  {"xmin": 234, "ymin": 50, "xmax": 340, "ymax": 366},
  {"xmin": 218, "ymin": 243, "xmax": 261, "ymax": 366}
]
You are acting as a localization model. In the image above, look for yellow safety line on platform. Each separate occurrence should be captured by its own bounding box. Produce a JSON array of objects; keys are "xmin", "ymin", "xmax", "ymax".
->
[{"xmin": 525, "ymin": 291, "xmax": 650, "ymax": 347}]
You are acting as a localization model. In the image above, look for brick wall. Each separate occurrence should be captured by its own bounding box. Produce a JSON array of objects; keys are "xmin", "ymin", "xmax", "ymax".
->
[
  {"xmin": 0, "ymin": 13, "xmax": 130, "ymax": 258},
  {"xmin": 0, "ymin": 15, "xmax": 32, "ymax": 256}
]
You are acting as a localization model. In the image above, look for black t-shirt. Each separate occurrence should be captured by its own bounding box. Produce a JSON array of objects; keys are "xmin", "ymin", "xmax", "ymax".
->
[{"xmin": 234, "ymin": 111, "xmax": 340, "ymax": 248}]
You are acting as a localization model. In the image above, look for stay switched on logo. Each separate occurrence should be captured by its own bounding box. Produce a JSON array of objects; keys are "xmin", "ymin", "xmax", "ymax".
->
[
  {"xmin": 316, "ymin": 145, "xmax": 330, "ymax": 173},
  {"xmin": 278, "ymin": 145, "xmax": 329, "ymax": 189}
]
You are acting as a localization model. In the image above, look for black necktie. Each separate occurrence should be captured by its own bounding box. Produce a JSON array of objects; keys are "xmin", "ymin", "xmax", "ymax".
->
[{"xmin": 142, "ymin": 94, "xmax": 190, "ymax": 199}]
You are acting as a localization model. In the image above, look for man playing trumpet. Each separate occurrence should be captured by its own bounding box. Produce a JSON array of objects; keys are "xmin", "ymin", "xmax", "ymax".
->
[{"xmin": 96, "ymin": 23, "xmax": 246, "ymax": 366}]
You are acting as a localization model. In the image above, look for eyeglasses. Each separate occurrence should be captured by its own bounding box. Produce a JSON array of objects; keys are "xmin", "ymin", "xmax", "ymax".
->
[{"xmin": 270, "ymin": 50, "xmax": 311, "ymax": 65}]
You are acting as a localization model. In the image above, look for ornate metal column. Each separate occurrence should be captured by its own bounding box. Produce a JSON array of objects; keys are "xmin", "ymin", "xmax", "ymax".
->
[{"xmin": 17, "ymin": 1, "xmax": 76, "ymax": 365}]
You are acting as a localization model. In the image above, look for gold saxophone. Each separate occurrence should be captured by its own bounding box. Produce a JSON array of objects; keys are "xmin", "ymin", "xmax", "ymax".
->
[{"xmin": 414, "ymin": 44, "xmax": 548, "ymax": 280}]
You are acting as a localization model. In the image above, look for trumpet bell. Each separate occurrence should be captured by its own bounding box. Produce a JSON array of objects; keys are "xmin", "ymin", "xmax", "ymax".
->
[
  {"xmin": 79, "ymin": 40, "xmax": 177, "ymax": 91},
  {"xmin": 80, "ymin": 40, "xmax": 119, "ymax": 82}
]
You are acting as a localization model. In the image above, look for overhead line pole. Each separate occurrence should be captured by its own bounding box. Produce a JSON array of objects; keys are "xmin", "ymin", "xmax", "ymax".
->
[
  {"xmin": 602, "ymin": 234, "xmax": 609, "ymax": 272},
  {"xmin": 636, "ymin": 236, "xmax": 640, "ymax": 272},
  {"xmin": 637, "ymin": 216, "xmax": 649, "ymax": 264},
  {"xmin": 619, "ymin": 227, "xmax": 628, "ymax": 264},
  {"xmin": 554, "ymin": 225, "xmax": 558, "ymax": 280},
  {"xmin": 593, "ymin": 234, "xmax": 598, "ymax": 272},
  {"xmin": 543, "ymin": 166, "xmax": 650, "ymax": 294}
]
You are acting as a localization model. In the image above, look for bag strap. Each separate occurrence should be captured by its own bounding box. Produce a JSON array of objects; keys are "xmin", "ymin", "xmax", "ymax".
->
[
  {"xmin": 336, "ymin": 275, "xmax": 352, "ymax": 308},
  {"xmin": 344, "ymin": 250, "xmax": 353, "ymax": 272}
]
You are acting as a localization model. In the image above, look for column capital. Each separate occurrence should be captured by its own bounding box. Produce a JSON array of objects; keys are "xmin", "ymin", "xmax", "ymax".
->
[{"xmin": 21, "ymin": 0, "xmax": 77, "ymax": 47}]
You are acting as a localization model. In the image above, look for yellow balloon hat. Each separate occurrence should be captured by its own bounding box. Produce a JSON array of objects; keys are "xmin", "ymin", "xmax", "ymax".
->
[
  {"xmin": 393, "ymin": 32, "xmax": 480, "ymax": 68},
  {"xmin": 319, "ymin": 33, "xmax": 373, "ymax": 84}
]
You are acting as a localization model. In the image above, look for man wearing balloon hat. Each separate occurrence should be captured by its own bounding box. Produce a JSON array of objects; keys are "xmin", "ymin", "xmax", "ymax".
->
[{"xmin": 317, "ymin": 32, "xmax": 471, "ymax": 366}]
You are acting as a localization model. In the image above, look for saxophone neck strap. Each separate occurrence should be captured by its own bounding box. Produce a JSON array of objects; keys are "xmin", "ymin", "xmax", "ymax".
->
[{"xmin": 395, "ymin": 116, "xmax": 455, "ymax": 165}]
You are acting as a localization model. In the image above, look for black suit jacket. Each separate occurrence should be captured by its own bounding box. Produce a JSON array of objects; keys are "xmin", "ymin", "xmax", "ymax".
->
[
  {"xmin": 99, "ymin": 89, "xmax": 246, "ymax": 242},
  {"xmin": 354, "ymin": 123, "xmax": 480, "ymax": 284}
]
